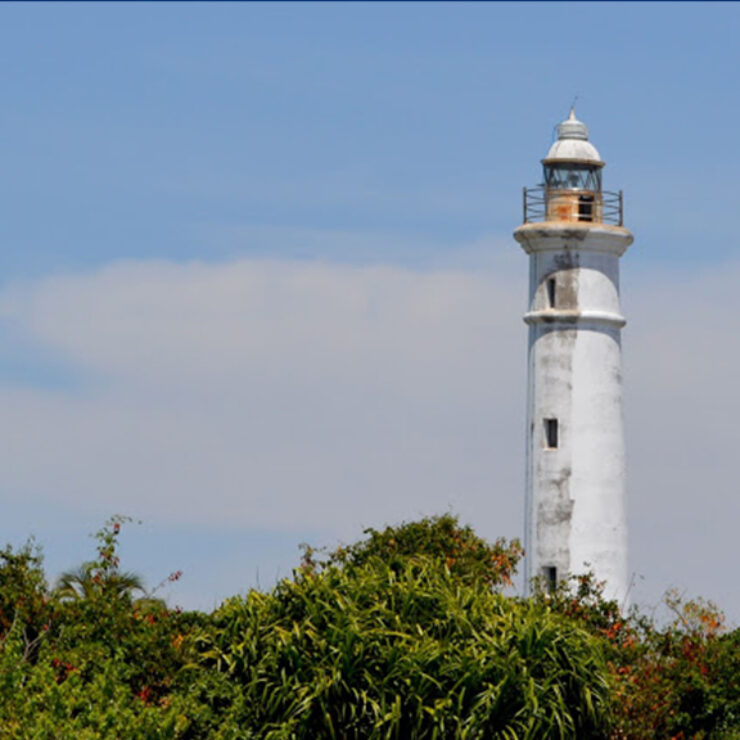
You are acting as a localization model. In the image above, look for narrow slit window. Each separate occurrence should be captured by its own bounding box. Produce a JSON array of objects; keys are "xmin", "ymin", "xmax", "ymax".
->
[
  {"xmin": 546, "ymin": 278, "xmax": 556, "ymax": 308},
  {"xmin": 544, "ymin": 418, "xmax": 558, "ymax": 449},
  {"xmin": 543, "ymin": 566, "xmax": 557, "ymax": 592}
]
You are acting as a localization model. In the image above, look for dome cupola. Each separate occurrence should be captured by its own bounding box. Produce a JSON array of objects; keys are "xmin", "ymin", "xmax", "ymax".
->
[{"xmin": 544, "ymin": 107, "xmax": 603, "ymax": 166}]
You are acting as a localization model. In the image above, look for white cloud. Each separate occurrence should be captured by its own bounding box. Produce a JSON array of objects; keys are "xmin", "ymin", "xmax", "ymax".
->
[
  {"xmin": 0, "ymin": 249, "xmax": 525, "ymax": 540},
  {"xmin": 1, "ymin": 248, "xmax": 738, "ymax": 621}
]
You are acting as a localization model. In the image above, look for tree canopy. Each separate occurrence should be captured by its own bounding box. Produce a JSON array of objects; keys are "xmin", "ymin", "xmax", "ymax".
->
[{"xmin": 0, "ymin": 514, "xmax": 737, "ymax": 738}]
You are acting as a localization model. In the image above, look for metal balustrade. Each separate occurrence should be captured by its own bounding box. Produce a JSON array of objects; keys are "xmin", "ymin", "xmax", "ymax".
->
[{"xmin": 522, "ymin": 186, "xmax": 623, "ymax": 226}]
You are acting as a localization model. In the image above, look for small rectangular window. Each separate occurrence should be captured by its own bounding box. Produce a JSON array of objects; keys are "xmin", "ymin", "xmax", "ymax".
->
[
  {"xmin": 578, "ymin": 195, "xmax": 594, "ymax": 222},
  {"xmin": 546, "ymin": 278, "xmax": 556, "ymax": 308},
  {"xmin": 544, "ymin": 418, "xmax": 558, "ymax": 449},
  {"xmin": 543, "ymin": 566, "xmax": 557, "ymax": 592}
]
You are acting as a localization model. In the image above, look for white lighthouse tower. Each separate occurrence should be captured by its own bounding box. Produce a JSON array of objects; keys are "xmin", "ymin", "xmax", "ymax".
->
[{"xmin": 514, "ymin": 109, "xmax": 633, "ymax": 603}]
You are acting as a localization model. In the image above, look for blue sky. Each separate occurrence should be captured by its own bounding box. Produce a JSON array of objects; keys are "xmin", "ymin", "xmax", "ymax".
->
[
  {"xmin": 4, "ymin": 2, "xmax": 739, "ymax": 274},
  {"xmin": 1, "ymin": 3, "xmax": 739, "ymax": 620}
]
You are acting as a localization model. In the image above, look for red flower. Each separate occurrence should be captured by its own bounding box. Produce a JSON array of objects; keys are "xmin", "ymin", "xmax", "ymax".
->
[{"xmin": 137, "ymin": 686, "xmax": 152, "ymax": 704}]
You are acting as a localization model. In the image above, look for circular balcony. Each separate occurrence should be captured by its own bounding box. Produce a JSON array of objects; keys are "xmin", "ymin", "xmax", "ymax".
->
[{"xmin": 522, "ymin": 186, "xmax": 623, "ymax": 226}]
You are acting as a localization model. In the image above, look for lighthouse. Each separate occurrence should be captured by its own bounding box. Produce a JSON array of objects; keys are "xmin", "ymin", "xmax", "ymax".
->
[{"xmin": 514, "ymin": 109, "xmax": 633, "ymax": 603}]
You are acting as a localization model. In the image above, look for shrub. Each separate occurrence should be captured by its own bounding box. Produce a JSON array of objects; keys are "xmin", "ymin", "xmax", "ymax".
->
[
  {"xmin": 541, "ymin": 574, "xmax": 740, "ymax": 739},
  {"xmin": 0, "ymin": 514, "xmax": 738, "ymax": 739},
  {"xmin": 198, "ymin": 556, "xmax": 612, "ymax": 738},
  {"xmin": 304, "ymin": 513, "xmax": 523, "ymax": 589}
]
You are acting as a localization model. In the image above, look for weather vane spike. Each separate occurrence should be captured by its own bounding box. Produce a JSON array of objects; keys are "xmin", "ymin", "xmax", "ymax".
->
[{"xmin": 570, "ymin": 95, "xmax": 579, "ymax": 117}]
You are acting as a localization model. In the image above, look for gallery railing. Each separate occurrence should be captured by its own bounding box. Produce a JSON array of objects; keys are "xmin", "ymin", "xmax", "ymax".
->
[{"xmin": 522, "ymin": 186, "xmax": 623, "ymax": 226}]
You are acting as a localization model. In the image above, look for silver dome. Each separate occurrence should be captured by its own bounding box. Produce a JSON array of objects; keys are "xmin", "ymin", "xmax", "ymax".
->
[{"xmin": 544, "ymin": 108, "xmax": 603, "ymax": 165}]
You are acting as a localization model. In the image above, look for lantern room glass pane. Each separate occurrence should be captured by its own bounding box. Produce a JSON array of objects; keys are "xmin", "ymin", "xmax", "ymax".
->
[{"xmin": 544, "ymin": 164, "xmax": 601, "ymax": 192}]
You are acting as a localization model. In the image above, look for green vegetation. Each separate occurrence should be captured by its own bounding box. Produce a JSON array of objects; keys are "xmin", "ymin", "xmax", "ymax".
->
[{"xmin": 0, "ymin": 514, "xmax": 737, "ymax": 738}]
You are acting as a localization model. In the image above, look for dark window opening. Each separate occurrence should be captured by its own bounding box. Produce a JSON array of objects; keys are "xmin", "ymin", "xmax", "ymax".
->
[
  {"xmin": 578, "ymin": 195, "xmax": 594, "ymax": 222},
  {"xmin": 546, "ymin": 278, "xmax": 556, "ymax": 308},
  {"xmin": 544, "ymin": 418, "xmax": 558, "ymax": 449},
  {"xmin": 543, "ymin": 566, "xmax": 557, "ymax": 592}
]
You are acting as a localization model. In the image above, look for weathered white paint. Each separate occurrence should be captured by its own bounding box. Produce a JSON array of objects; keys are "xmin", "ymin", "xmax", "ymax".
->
[
  {"xmin": 545, "ymin": 137, "xmax": 602, "ymax": 165},
  {"xmin": 514, "ymin": 114, "xmax": 633, "ymax": 605}
]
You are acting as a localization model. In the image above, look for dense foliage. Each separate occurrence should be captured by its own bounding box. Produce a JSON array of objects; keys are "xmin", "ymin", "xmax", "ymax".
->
[
  {"xmin": 305, "ymin": 514, "xmax": 524, "ymax": 589},
  {"xmin": 0, "ymin": 514, "xmax": 737, "ymax": 738}
]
